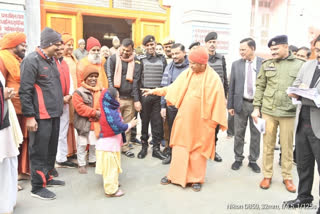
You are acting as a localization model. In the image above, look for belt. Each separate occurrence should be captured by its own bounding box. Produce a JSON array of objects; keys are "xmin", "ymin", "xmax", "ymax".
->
[
  {"xmin": 120, "ymin": 96, "xmax": 133, "ymax": 100},
  {"xmin": 243, "ymin": 98, "xmax": 254, "ymax": 103}
]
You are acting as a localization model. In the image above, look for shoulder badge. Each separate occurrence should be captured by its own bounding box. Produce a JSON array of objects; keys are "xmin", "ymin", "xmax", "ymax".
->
[
  {"xmin": 137, "ymin": 55, "xmax": 146, "ymax": 60},
  {"xmin": 268, "ymin": 62, "xmax": 275, "ymax": 68}
]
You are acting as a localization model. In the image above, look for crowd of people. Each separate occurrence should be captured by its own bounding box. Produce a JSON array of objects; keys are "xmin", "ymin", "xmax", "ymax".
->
[{"xmin": 1, "ymin": 26, "xmax": 320, "ymax": 214}]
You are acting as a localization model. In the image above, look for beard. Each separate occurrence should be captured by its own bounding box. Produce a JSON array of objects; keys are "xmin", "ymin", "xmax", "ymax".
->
[
  {"xmin": 17, "ymin": 52, "xmax": 25, "ymax": 59},
  {"xmin": 88, "ymin": 53, "xmax": 101, "ymax": 64},
  {"xmin": 14, "ymin": 49, "xmax": 25, "ymax": 59}
]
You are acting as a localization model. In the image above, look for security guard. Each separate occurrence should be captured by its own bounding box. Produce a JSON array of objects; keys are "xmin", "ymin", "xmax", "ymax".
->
[
  {"xmin": 162, "ymin": 37, "xmax": 175, "ymax": 64},
  {"xmin": 137, "ymin": 35, "xmax": 167, "ymax": 160},
  {"xmin": 251, "ymin": 35, "xmax": 305, "ymax": 193},
  {"xmin": 205, "ymin": 31, "xmax": 229, "ymax": 162}
]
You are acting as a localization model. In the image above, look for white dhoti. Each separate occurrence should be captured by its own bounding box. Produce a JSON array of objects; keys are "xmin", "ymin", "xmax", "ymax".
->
[{"xmin": 56, "ymin": 104, "xmax": 70, "ymax": 163}]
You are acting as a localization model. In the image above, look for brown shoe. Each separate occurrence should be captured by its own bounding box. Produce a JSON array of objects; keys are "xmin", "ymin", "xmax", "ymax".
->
[
  {"xmin": 283, "ymin": 180, "xmax": 296, "ymax": 193},
  {"xmin": 260, "ymin": 178, "xmax": 272, "ymax": 189}
]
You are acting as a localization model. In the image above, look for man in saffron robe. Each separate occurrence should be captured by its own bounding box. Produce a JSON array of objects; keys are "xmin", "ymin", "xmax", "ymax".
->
[
  {"xmin": 142, "ymin": 46, "xmax": 227, "ymax": 191},
  {"xmin": 77, "ymin": 37, "xmax": 108, "ymax": 89},
  {"xmin": 61, "ymin": 33, "xmax": 77, "ymax": 159},
  {"xmin": 0, "ymin": 32, "xmax": 30, "ymax": 181}
]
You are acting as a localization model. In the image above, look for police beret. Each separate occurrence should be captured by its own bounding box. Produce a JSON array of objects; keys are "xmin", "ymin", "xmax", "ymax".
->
[
  {"xmin": 143, "ymin": 35, "xmax": 155, "ymax": 45},
  {"xmin": 205, "ymin": 32, "xmax": 217, "ymax": 42},
  {"xmin": 268, "ymin": 35, "xmax": 288, "ymax": 48},
  {"xmin": 188, "ymin": 41, "xmax": 200, "ymax": 50},
  {"xmin": 162, "ymin": 36, "xmax": 175, "ymax": 45}
]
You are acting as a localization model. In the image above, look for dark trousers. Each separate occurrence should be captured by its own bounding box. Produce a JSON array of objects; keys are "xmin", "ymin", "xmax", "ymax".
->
[
  {"xmin": 130, "ymin": 111, "xmax": 138, "ymax": 141},
  {"xmin": 227, "ymin": 112, "xmax": 234, "ymax": 136},
  {"xmin": 166, "ymin": 106, "xmax": 178, "ymax": 150},
  {"xmin": 28, "ymin": 118, "xmax": 60, "ymax": 192},
  {"xmin": 215, "ymin": 126, "xmax": 220, "ymax": 146},
  {"xmin": 140, "ymin": 95, "xmax": 163, "ymax": 146},
  {"xmin": 296, "ymin": 117, "xmax": 320, "ymax": 202},
  {"xmin": 234, "ymin": 100, "xmax": 260, "ymax": 162}
]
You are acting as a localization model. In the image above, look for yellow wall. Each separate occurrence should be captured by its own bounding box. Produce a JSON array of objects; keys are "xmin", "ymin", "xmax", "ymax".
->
[{"xmin": 42, "ymin": 0, "xmax": 171, "ymax": 47}]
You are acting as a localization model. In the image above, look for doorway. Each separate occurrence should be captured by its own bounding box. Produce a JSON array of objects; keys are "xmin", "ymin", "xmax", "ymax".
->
[{"xmin": 83, "ymin": 16, "xmax": 132, "ymax": 48}]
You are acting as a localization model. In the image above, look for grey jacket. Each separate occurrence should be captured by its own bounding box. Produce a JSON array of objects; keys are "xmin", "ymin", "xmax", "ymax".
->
[
  {"xmin": 293, "ymin": 60, "xmax": 320, "ymax": 139},
  {"xmin": 73, "ymin": 86, "xmax": 93, "ymax": 137},
  {"xmin": 227, "ymin": 57, "xmax": 263, "ymax": 113}
]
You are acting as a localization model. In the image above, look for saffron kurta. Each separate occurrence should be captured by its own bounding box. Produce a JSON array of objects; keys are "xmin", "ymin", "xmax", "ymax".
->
[
  {"xmin": 0, "ymin": 50, "xmax": 29, "ymax": 175},
  {"xmin": 152, "ymin": 65, "xmax": 227, "ymax": 187},
  {"xmin": 64, "ymin": 54, "xmax": 78, "ymax": 156}
]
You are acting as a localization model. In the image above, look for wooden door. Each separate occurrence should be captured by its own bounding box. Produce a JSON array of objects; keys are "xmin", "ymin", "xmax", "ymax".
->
[{"xmin": 46, "ymin": 13, "xmax": 77, "ymax": 42}]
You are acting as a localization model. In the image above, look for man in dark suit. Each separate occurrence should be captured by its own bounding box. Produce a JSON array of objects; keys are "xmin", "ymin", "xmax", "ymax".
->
[
  {"xmin": 228, "ymin": 38, "xmax": 263, "ymax": 173},
  {"xmin": 283, "ymin": 35, "xmax": 320, "ymax": 212}
]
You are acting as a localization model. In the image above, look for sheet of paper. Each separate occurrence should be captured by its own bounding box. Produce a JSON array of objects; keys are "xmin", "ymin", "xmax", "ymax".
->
[
  {"xmin": 287, "ymin": 87, "xmax": 320, "ymax": 108},
  {"xmin": 292, "ymin": 97, "xmax": 301, "ymax": 105},
  {"xmin": 253, "ymin": 117, "xmax": 265, "ymax": 134}
]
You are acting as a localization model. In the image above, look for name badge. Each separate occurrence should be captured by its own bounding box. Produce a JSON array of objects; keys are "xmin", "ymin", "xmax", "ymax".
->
[{"xmin": 265, "ymin": 67, "xmax": 276, "ymax": 71}]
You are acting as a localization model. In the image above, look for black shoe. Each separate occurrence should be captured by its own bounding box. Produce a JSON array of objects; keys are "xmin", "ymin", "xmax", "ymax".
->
[
  {"xmin": 47, "ymin": 179, "xmax": 66, "ymax": 187},
  {"xmin": 248, "ymin": 162, "xmax": 261, "ymax": 173},
  {"xmin": 137, "ymin": 144, "xmax": 148, "ymax": 159},
  {"xmin": 88, "ymin": 162, "xmax": 96, "ymax": 167},
  {"xmin": 162, "ymin": 154, "xmax": 171, "ymax": 165},
  {"xmin": 160, "ymin": 176, "xmax": 171, "ymax": 185},
  {"xmin": 214, "ymin": 152, "xmax": 222, "ymax": 162},
  {"xmin": 283, "ymin": 198, "xmax": 312, "ymax": 208},
  {"xmin": 191, "ymin": 183, "xmax": 202, "ymax": 192},
  {"xmin": 231, "ymin": 161, "xmax": 242, "ymax": 170},
  {"xmin": 31, "ymin": 188, "xmax": 56, "ymax": 200},
  {"xmin": 122, "ymin": 150, "xmax": 135, "ymax": 158},
  {"xmin": 48, "ymin": 168, "xmax": 59, "ymax": 177},
  {"xmin": 56, "ymin": 161, "xmax": 78, "ymax": 168},
  {"xmin": 162, "ymin": 147, "xmax": 171, "ymax": 157},
  {"xmin": 68, "ymin": 154, "xmax": 77, "ymax": 160},
  {"xmin": 152, "ymin": 149, "xmax": 166, "ymax": 160}
]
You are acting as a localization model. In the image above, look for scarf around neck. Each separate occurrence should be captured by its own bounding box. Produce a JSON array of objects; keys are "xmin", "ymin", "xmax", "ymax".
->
[
  {"xmin": 114, "ymin": 53, "xmax": 135, "ymax": 88},
  {"xmin": 0, "ymin": 50, "xmax": 22, "ymax": 82}
]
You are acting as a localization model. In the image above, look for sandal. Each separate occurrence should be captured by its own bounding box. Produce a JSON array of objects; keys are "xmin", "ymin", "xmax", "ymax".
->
[
  {"xmin": 160, "ymin": 176, "xmax": 171, "ymax": 185},
  {"xmin": 191, "ymin": 183, "xmax": 201, "ymax": 192},
  {"xmin": 122, "ymin": 151, "xmax": 135, "ymax": 158},
  {"xmin": 105, "ymin": 189, "xmax": 125, "ymax": 197}
]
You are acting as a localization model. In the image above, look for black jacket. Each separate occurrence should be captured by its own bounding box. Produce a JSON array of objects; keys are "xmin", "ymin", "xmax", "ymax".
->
[
  {"xmin": 19, "ymin": 48, "xmax": 63, "ymax": 119},
  {"xmin": 105, "ymin": 54, "xmax": 141, "ymax": 102}
]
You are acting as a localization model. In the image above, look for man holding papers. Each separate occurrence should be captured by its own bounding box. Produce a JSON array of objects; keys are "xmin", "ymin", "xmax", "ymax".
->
[
  {"xmin": 251, "ymin": 35, "xmax": 304, "ymax": 193},
  {"xmin": 284, "ymin": 35, "xmax": 320, "ymax": 211}
]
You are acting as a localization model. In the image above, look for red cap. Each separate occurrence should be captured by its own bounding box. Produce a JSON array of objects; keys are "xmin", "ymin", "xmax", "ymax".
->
[{"xmin": 86, "ymin": 37, "xmax": 101, "ymax": 51}]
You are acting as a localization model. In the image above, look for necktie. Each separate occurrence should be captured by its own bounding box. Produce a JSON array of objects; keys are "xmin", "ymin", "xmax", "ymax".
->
[{"xmin": 247, "ymin": 61, "xmax": 253, "ymax": 97}]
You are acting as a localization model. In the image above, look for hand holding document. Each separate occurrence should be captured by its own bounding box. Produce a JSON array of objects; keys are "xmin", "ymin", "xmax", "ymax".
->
[
  {"xmin": 287, "ymin": 86, "xmax": 320, "ymax": 108},
  {"xmin": 253, "ymin": 117, "xmax": 265, "ymax": 134}
]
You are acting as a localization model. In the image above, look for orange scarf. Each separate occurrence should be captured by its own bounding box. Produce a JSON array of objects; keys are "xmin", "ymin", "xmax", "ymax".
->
[
  {"xmin": 0, "ymin": 50, "xmax": 22, "ymax": 82},
  {"xmin": 81, "ymin": 82, "xmax": 102, "ymax": 138},
  {"xmin": 114, "ymin": 53, "xmax": 135, "ymax": 88},
  {"xmin": 165, "ymin": 65, "xmax": 228, "ymax": 131}
]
